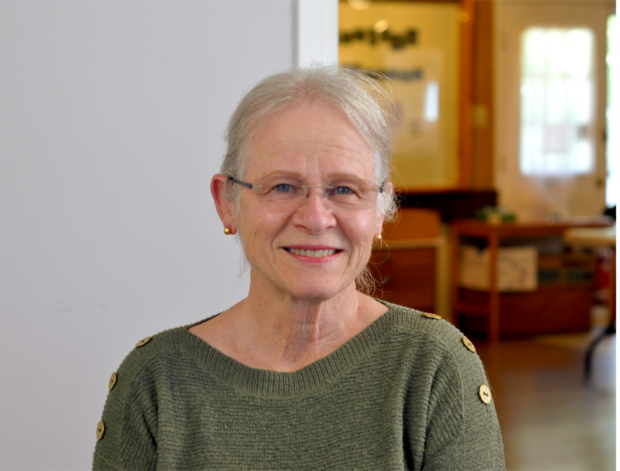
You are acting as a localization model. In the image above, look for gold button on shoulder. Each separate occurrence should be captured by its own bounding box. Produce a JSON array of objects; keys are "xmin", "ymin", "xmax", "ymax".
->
[
  {"xmin": 108, "ymin": 371, "xmax": 118, "ymax": 391},
  {"xmin": 479, "ymin": 384, "xmax": 492, "ymax": 404},
  {"xmin": 96, "ymin": 420, "xmax": 105, "ymax": 440},
  {"xmin": 462, "ymin": 336, "xmax": 477, "ymax": 353},
  {"xmin": 422, "ymin": 312, "xmax": 442, "ymax": 319},
  {"xmin": 135, "ymin": 336, "xmax": 153, "ymax": 348}
]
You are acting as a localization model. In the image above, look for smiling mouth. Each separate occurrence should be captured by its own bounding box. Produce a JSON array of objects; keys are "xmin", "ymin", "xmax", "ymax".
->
[{"xmin": 284, "ymin": 248, "xmax": 340, "ymax": 257}]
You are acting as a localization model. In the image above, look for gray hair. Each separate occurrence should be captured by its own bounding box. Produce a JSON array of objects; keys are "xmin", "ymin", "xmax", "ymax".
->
[{"xmin": 220, "ymin": 65, "xmax": 398, "ymax": 221}]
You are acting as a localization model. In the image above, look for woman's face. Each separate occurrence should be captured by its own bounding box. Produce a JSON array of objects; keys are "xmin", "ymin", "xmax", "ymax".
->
[{"xmin": 233, "ymin": 101, "xmax": 386, "ymax": 302}]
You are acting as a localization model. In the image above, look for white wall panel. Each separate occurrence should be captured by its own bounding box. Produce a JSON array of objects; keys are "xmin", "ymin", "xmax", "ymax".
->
[
  {"xmin": 296, "ymin": 0, "xmax": 338, "ymax": 66},
  {"xmin": 1, "ymin": 1, "xmax": 293, "ymax": 468}
]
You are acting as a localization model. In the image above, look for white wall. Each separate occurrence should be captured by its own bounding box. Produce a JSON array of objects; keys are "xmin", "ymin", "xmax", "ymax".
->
[{"xmin": 1, "ymin": 1, "xmax": 297, "ymax": 469}]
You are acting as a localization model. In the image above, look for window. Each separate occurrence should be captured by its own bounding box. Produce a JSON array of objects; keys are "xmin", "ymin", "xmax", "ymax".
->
[{"xmin": 520, "ymin": 27, "xmax": 595, "ymax": 176}]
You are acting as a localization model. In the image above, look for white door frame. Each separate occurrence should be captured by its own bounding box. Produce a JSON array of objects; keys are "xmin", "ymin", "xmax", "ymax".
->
[{"xmin": 295, "ymin": 0, "xmax": 339, "ymax": 66}]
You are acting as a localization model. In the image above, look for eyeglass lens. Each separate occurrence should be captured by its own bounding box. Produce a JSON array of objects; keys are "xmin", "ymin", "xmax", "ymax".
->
[{"xmin": 249, "ymin": 176, "xmax": 381, "ymax": 211}]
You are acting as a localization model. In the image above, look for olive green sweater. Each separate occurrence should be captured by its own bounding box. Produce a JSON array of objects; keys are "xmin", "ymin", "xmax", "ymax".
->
[{"xmin": 93, "ymin": 304, "xmax": 505, "ymax": 470}]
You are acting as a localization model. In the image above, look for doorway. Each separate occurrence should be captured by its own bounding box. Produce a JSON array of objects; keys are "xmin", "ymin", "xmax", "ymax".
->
[{"xmin": 495, "ymin": 0, "xmax": 615, "ymax": 219}]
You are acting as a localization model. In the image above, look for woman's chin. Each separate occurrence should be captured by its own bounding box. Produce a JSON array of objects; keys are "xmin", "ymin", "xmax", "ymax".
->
[{"xmin": 280, "ymin": 279, "xmax": 355, "ymax": 303}]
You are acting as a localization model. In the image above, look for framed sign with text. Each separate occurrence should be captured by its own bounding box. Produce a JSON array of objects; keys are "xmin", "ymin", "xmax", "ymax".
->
[{"xmin": 340, "ymin": 0, "xmax": 473, "ymax": 190}]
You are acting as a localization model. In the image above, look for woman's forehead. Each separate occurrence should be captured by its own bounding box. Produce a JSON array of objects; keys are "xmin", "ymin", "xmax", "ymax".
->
[{"xmin": 244, "ymin": 102, "xmax": 376, "ymax": 179}]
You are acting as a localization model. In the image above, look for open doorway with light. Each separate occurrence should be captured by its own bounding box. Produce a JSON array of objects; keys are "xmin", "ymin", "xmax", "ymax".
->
[{"xmin": 495, "ymin": 0, "xmax": 615, "ymax": 220}]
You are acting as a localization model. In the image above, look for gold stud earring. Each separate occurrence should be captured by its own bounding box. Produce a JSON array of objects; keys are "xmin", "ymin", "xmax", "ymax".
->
[
  {"xmin": 224, "ymin": 227, "xmax": 232, "ymax": 235},
  {"xmin": 375, "ymin": 234, "xmax": 382, "ymax": 242}
]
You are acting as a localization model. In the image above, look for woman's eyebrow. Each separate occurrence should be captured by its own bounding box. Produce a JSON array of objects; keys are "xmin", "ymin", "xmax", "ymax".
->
[
  {"xmin": 259, "ymin": 170, "xmax": 305, "ymax": 180},
  {"xmin": 257, "ymin": 170, "xmax": 368, "ymax": 183},
  {"xmin": 322, "ymin": 172, "xmax": 368, "ymax": 182}
]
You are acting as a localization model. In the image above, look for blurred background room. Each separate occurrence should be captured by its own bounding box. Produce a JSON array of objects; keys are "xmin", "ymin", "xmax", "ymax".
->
[
  {"xmin": 1, "ymin": 0, "xmax": 616, "ymax": 469},
  {"xmin": 341, "ymin": 1, "xmax": 616, "ymax": 469}
]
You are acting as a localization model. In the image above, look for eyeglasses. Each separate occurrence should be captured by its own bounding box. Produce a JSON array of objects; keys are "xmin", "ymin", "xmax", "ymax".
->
[{"xmin": 227, "ymin": 175, "xmax": 384, "ymax": 212}]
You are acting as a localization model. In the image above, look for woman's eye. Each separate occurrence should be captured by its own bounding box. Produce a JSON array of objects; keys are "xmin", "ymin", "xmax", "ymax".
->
[
  {"xmin": 274, "ymin": 184, "xmax": 294, "ymax": 192},
  {"xmin": 334, "ymin": 186, "xmax": 354, "ymax": 195}
]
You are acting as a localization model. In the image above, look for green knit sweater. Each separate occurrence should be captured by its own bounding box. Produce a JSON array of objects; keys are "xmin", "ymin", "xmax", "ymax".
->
[{"xmin": 93, "ymin": 303, "xmax": 505, "ymax": 470}]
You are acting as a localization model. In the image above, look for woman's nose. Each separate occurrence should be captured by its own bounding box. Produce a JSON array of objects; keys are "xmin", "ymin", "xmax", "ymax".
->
[{"xmin": 291, "ymin": 188, "xmax": 336, "ymax": 233}]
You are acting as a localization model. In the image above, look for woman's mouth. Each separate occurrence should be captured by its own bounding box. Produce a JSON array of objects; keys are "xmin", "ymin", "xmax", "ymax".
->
[{"xmin": 284, "ymin": 248, "xmax": 340, "ymax": 258}]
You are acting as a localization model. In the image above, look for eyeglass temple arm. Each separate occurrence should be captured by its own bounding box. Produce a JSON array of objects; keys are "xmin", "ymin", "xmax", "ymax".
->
[{"xmin": 227, "ymin": 176, "xmax": 255, "ymax": 189}]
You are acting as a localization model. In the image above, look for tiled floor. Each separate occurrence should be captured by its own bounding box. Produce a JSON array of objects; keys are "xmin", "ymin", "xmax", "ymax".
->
[{"xmin": 475, "ymin": 329, "xmax": 615, "ymax": 471}]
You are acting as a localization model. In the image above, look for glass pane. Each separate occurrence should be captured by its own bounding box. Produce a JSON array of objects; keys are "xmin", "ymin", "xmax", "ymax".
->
[
  {"xmin": 519, "ymin": 27, "xmax": 595, "ymax": 176},
  {"xmin": 339, "ymin": 2, "xmax": 460, "ymax": 189},
  {"xmin": 606, "ymin": 15, "xmax": 617, "ymax": 207}
]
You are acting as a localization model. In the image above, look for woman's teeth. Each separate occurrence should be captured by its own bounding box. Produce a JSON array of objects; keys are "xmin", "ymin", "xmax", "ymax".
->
[{"xmin": 287, "ymin": 248, "xmax": 337, "ymax": 257}]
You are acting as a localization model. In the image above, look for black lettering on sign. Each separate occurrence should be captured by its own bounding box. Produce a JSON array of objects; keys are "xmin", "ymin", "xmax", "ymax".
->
[{"xmin": 340, "ymin": 28, "xmax": 418, "ymax": 50}]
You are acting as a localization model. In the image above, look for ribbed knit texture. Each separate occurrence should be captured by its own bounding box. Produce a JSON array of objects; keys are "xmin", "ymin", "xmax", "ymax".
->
[{"xmin": 93, "ymin": 303, "xmax": 505, "ymax": 470}]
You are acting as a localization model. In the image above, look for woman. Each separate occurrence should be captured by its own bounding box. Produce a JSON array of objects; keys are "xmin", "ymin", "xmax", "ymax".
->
[{"xmin": 93, "ymin": 66, "xmax": 505, "ymax": 470}]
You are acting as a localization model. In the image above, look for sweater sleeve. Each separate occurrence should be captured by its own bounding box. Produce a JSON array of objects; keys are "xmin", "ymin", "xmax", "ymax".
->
[
  {"xmin": 416, "ymin": 330, "xmax": 506, "ymax": 471},
  {"xmin": 93, "ymin": 344, "xmax": 159, "ymax": 470},
  {"xmin": 423, "ymin": 416, "xmax": 505, "ymax": 471}
]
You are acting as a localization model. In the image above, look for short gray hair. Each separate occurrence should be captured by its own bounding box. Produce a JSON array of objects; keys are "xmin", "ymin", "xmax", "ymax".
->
[{"xmin": 220, "ymin": 65, "xmax": 398, "ymax": 221}]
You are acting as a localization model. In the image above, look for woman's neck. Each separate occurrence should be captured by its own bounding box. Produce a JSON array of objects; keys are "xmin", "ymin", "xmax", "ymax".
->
[
  {"xmin": 241, "ymin": 281, "xmax": 361, "ymax": 368},
  {"xmin": 190, "ymin": 279, "xmax": 387, "ymax": 372}
]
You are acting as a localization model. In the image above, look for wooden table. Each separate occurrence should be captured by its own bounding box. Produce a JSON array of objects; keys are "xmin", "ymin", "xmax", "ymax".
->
[
  {"xmin": 563, "ymin": 226, "xmax": 616, "ymax": 379},
  {"xmin": 451, "ymin": 218, "xmax": 613, "ymax": 342}
]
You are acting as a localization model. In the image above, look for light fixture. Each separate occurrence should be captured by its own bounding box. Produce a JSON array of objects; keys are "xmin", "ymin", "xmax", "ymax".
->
[
  {"xmin": 347, "ymin": 0, "xmax": 371, "ymax": 11},
  {"xmin": 373, "ymin": 19, "xmax": 389, "ymax": 34}
]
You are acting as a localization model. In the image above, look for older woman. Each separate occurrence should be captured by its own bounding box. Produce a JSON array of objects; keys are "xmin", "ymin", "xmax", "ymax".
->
[{"xmin": 93, "ymin": 66, "xmax": 505, "ymax": 470}]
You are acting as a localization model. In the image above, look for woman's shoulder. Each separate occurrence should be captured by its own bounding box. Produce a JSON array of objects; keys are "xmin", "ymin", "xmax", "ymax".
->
[
  {"xmin": 376, "ymin": 304, "xmax": 504, "ymax": 470},
  {"xmin": 378, "ymin": 302, "xmax": 489, "ymax": 396},
  {"xmin": 379, "ymin": 301, "xmax": 476, "ymax": 354},
  {"xmin": 379, "ymin": 303, "xmax": 495, "ymax": 412},
  {"xmin": 93, "ymin": 319, "xmax": 214, "ymax": 470},
  {"xmin": 110, "ymin": 317, "xmax": 214, "ymax": 382}
]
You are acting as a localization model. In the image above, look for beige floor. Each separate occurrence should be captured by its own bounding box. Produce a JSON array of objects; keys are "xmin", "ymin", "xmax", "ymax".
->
[{"xmin": 475, "ymin": 330, "xmax": 615, "ymax": 471}]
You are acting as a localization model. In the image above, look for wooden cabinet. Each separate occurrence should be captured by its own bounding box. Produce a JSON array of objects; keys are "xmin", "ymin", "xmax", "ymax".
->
[
  {"xmin": 370, "ymin": 208, "xmax": 441, "ymax": 313},
  {"xmin": 370, "ymin": 247, "xmax": 435, "ymax": 312},
  {"xmin": 458, "ymin": 285, "xmax": 595, "ymax": 337},
  {"xmin": 450, "ymin": 218, "xmax": 613, "ymax": 341}
]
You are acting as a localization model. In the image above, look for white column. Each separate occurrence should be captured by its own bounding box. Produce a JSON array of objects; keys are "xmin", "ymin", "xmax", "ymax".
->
[{"xmin": 295, "ymin": 0, "xmax": 338, "ymax": 67}]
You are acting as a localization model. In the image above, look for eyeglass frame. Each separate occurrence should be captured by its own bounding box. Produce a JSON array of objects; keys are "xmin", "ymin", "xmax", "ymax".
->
[{"xmin": 226, "ymin": 175, "xmax": 385, "ymax": 197}]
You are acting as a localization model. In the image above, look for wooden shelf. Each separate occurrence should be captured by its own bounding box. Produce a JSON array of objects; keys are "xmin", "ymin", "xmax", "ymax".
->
[{"xmin": 450, "ymin": 217, "xmax": 613, "ymax": 341}]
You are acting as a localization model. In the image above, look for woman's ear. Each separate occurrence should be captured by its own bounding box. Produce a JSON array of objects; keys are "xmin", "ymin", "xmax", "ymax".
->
[
  {"xmin": 211, "ymin": 174, "xmax": 237, "ymax": 235},
  {"xmin": 375, "ymin": 181, "xmax": 393, "ymax": 236}
]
